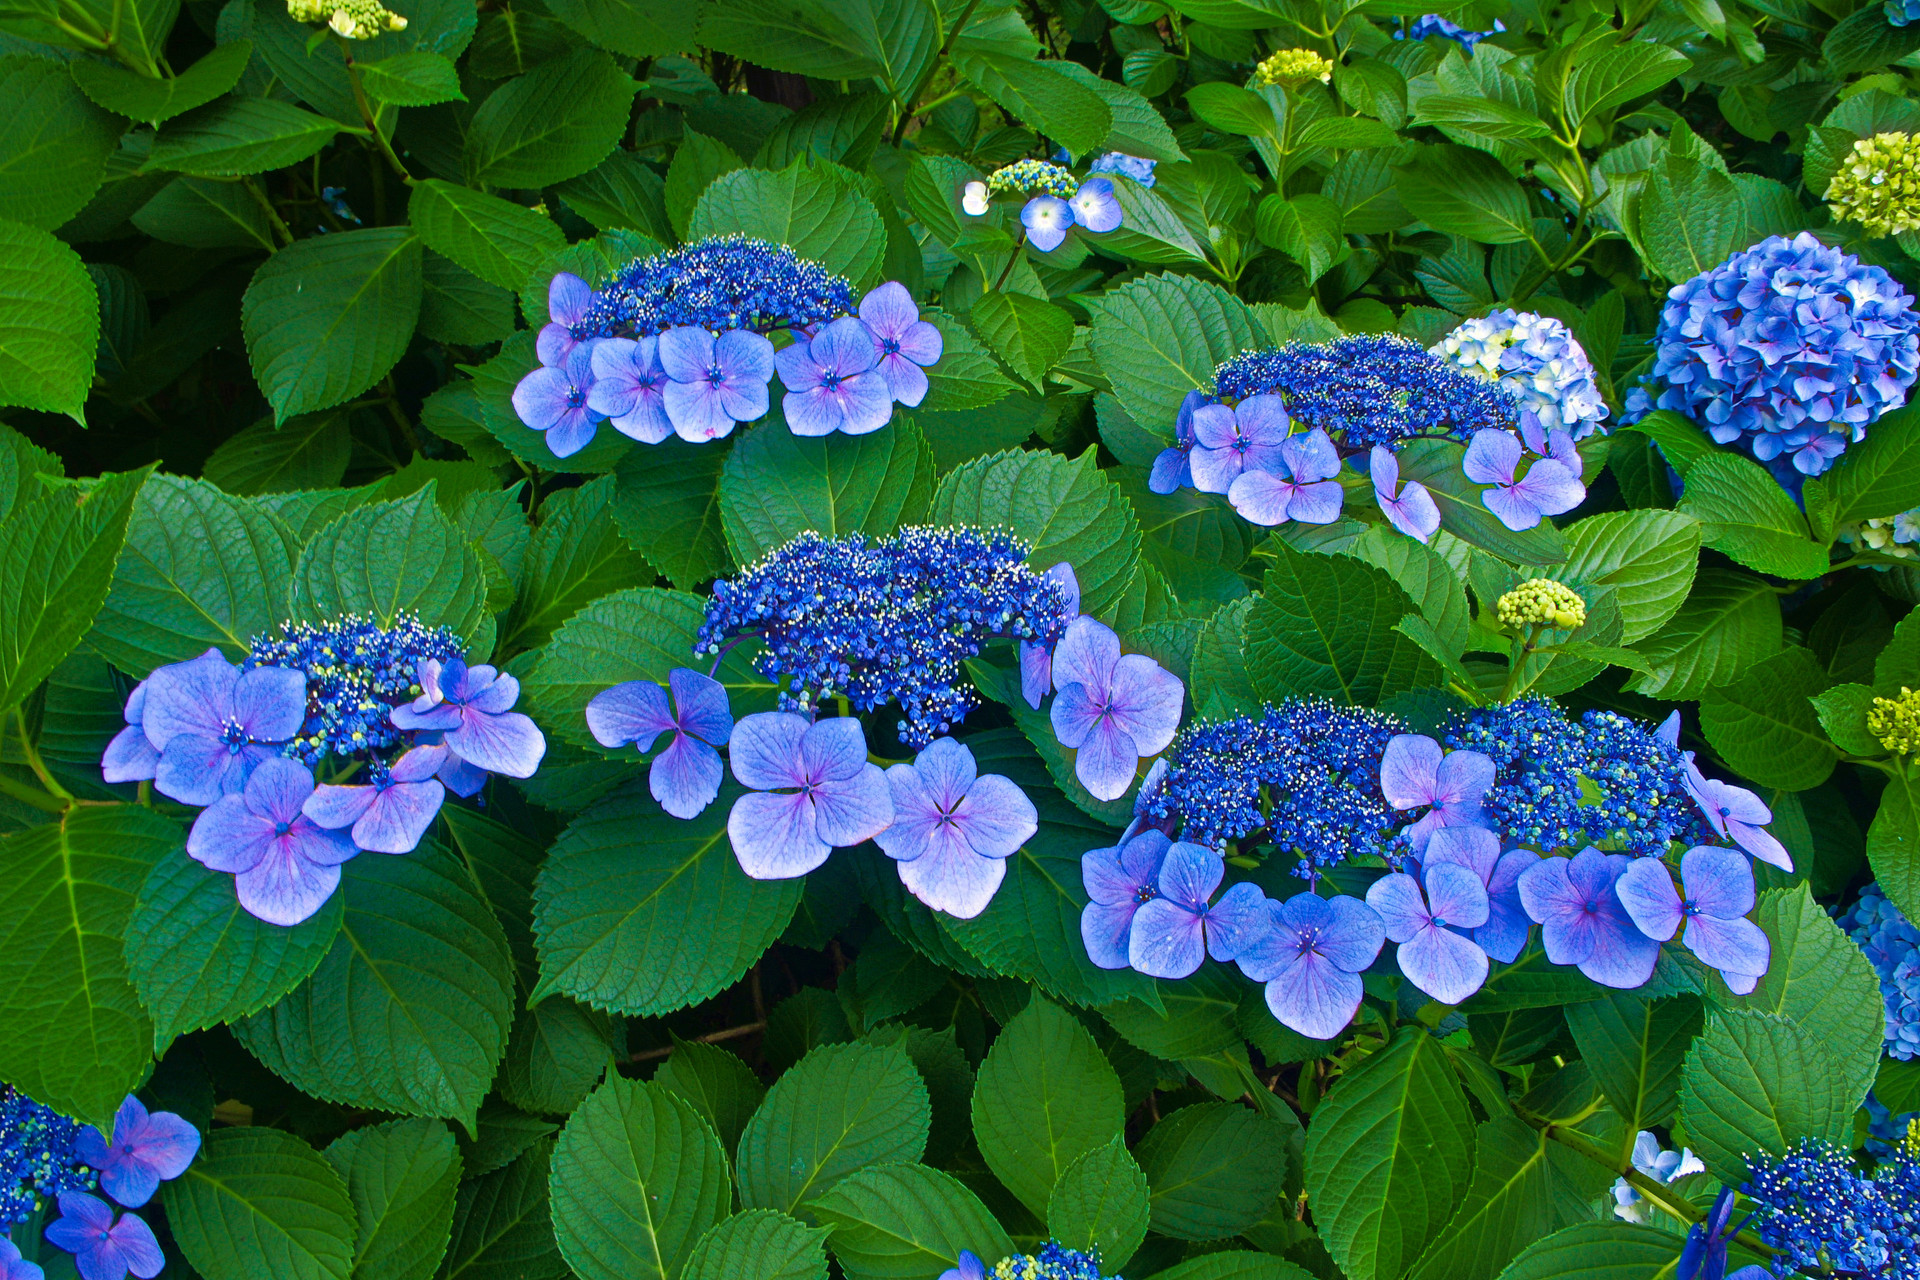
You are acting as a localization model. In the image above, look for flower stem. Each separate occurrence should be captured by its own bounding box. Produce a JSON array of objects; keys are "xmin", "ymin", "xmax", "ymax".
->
[
  {"xmin": 334, "ymin": 35, "xmax": 412, "ymax": 181},
  {"xmin": 992, "ymin": 230, "xmax": 1029, "ymax": 290},
  {"xmin": 13, "ymin": 709, "xmax": 72, "ymax": 806}
]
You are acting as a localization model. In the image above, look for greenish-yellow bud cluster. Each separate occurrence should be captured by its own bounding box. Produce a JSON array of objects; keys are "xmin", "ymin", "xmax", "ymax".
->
[
  {"xmin": 1826, "ymin": 131, "xmax": 1920, "ymax": 238},
  {"xmin": 287, "ymin": 0, "xmax": 406, "ymax": 37},
  {"xmin": 1497, "ymin": 578, "xmax": 1587, "ymax": 631},
  {"xmin": 1871, "ymin": 687, "xmax": 1920, "ymax": 756},
  {"xmin": 1254, "ymin": 48, "xmax": 1334, "ymax": 87},
  {"xmin": 986, "ymin": 159, "xmax": 1077, "ymax": 200}
]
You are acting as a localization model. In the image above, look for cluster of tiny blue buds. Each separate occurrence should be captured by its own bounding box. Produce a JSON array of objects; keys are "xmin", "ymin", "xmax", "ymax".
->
[
  {"xmin": 1213, "ymin": 335, "xmax": 1520, "ymax": 449},
  {"xmin": 990, "ymin": 1243, "xmax": 1115, "ymax": 1280},
  {"xmin": 1141, "ymin": 699, "xmax": 1405, "ymax": 878},
  {"xmin": 697, "ymin": 526, "xmax": 1076, "ymax": 749},
  {"xmin": 1444, "ymin": 698, "xmax": 1712, "ymax": 856},
  {"xmin": 986, "ymin": 160, "xmax": 1079, "ymax": 199},
  {"xmin": 246, "ymin": 612, "xmax": 463, "ymax": 765},
  {"xmin": 1839, "ymin": 882, "xmax": 1920, "ymax": 1060},
  {"xmin": 573, "ymin": 234, "xmax": 855, "ymax": 340},
  {"xmin": 1744, "ymin": 1138, "xmax": 1920, "ymax": 1278},
  {"xmin": 0, "ymin": 1084, "xmax": 94, "ymax": 1226}
]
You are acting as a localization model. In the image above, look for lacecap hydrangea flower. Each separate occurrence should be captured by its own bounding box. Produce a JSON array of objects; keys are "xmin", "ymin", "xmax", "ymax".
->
[
  {"xmin": 1626, "ymin": 231, "xmax": 1920, "ymax": 481},
  {"xmin": 512, "ymin": 237, "xmax": 940, "ymax": 456},
  {"xmin": 942, "ymin": 1241, "xmax": 1115, "ymax": 1280},
  {"xmin": 1431, "ymin": 309, "xmax": 1610, "ymax": 439},
  {"xmin": 1, "ymin": 1084, "xmax": 93, "ymax": 1227},
  {"xmin": 1155, "ymin": 334, "xmax": 1579, "ymax": 536},
  {"xmin": 1840, "ymin": 881, "xmax": 1920, "ymax": 1060},
  {"xmin": 1827, "ymin": 131, "xmax": 1920, "ymax": 238},
  {"xmin": 1091, "ymin": 695, "xmax": 1789, "ymax": 1028},
  {"xmin": 961, "ymin": 159, "xmax": 1123, "ymax": 253},
  {"xmin": 104, "ymin": 614, "xmax": 546, "ymax": 926},
  {"xmin": 1742, "ymin": 1139, "xmax": 1920, "ymax": 1279}
]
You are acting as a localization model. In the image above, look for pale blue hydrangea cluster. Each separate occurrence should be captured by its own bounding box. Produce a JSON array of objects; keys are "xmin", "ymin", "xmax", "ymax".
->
[
  {"xmin": 1400, "ymin": 13, "xmax": 1505, "ymax": 46},
  {"xmin": 962, "ymin": 159, "xmax": 1125, "ymax": 252},
  {"xmin": 1431, "ymin": 310, "xmax": 1610, "ymax": 440},
  {"xmin": 1625, "ymin": 232, "xmax": 1920, "ymax": 482},
  {"xmin": 1839, "ymin": 881, "xmax": 1920, "ymax": 1060}
]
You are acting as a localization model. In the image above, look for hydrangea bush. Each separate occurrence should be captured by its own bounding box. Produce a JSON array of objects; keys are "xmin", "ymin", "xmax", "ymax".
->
[{"xmin": 11, "ymin": 0, "xmax": 1920, "ymax": 1278}]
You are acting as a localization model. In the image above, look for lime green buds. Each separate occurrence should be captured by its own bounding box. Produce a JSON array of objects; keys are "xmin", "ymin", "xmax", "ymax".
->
[
  {"xmin": 1497, "ymin": 579, "xmax": 1587, "ymax": 631},
  {"xmin": 986, "ymin": 160, "xmax": 1078, "ymax": 200},
  {"xmin": 1870, "ymin": 687, "xmax": 1920, "ymax": 756},
  {"xmin": 1254, "ymin": 48, "xmax": 1335, "ymax": 88},
  {"xmin": 1826, "ymin": 132, "xmax": 1920, "ymax": 238},
  {"xmin": 287, "ymin": 0, "xmax": 406, "ymax": 37}
]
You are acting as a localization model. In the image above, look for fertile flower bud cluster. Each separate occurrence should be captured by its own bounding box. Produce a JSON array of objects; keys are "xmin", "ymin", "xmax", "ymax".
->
[
  {"xmin": 984, "ymin": 159, "xmax": 1080, "ymax": 200},
  {"xmin": 286, "ymin": 0, "xmax": 405, "ymax": 36},
  {"xmin": 1497, "ymin": 578, "xmax": 1587, "ymax": 630},
  {"xmin": 512, "ymin": 238, "xmax": 941, "ymax": 457},
  {"xmin": 1743, "ymin": 1139, "xmax": 1920, "ymax": 1279},
  {"xmin": 941, "ymin": 1243, "xmax": 1112, "ymax": 1280},
  {"xmin": 0, "ymin": 1084, "xmax": 92, "ymax": 1226},
  {"xmin": 1626, "ymin": 232, "xmax": 1920, "ymax": 482},
  {"xmin": 1828, "ymin": 131, "xmax": 1920, "ymax": 237},
  {"xmin": 1873, "ymin": 687, "xmax": 1920, "ymax": 756},
  {"xmin": 1254, "ymin": 48, "xmax": 1334, "ymax": 86},
  {"xmin": 1839, "ymin": 881, "xmax": 1920, "ymax": 1060},
  {"xmin": 102, "ymin": 614, "xmax": 546, "ymax": 926},
  {"xmin": 696, "ymin": 526, "xmax": 1078, "ymax": 748},
  {"xmin": 1431, "ymin": 309, "xmax": 1610, "ymax": 439}
]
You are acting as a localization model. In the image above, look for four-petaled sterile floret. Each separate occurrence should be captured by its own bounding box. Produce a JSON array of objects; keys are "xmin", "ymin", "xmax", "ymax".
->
[
  {"xmin": 1497, "ymin": 578, "xmax": 1588, "ymax": 631},
  {"xmin": 1828, "ymin": 131, "xmax": 1920, "ymax": 238}
]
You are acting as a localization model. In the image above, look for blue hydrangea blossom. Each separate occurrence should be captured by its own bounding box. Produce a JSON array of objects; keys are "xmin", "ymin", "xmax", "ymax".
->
[
  {"xmin": 43, "ymin": 1193, "xmax": 162, "ymax": 1280},
  {"xmin": 1626, "ymin": 231, "xmax": 1920, "ymax": 481},
  {"xmin": 725, "ymin": 712, "xmax": 891, "ymax": 879},
  {"xmin": 587, "ymin": 668, "xmax": 734, "ymax": 820},
  {"xmin": 1125, "ymin": 840, "xmax": 1268, "ymax": 978},
  {"xmin": 1742, "ymin": 1140, "xmax": 1920, "ymax": 1278},
  {"xmin": 74, "ymin": 1098, "xmax": 197, "ymax": 1211},
  {"xmin": 1082, "ymin": 829, "xmax": 1172, "ymax": 970},
  {"xmin": 876, "ymin": 737, "xmax": 1037, "ymax": 918},
  {"xmin": 1516, "ymin": 846, "xmax": 1661, "ymax": 989},
  {"xmin": 1048, "ymin": 616, "xmax": 1184, "ymax": 801},
  {"xmin": 1, "ymin": 1085, "xmax": 93, "ymax": 1227},
  {"xmin": 962, "ymin": 160, "xmax": 1126, "ymax": 252},
  {"xmin": 1612, "ymin": 1131, "xmax": 1704, "ymax": 1223},
  {"xmin": 1367, "ymin": 862, "xmax": 1492, "ymax": 1004},
  {"xmin": 1617, "ymin": 846, "xmax": 1771, "ymax": 993},
  {"xmin": 1431, "ymin": 309, "xmax": 1610, "ymax": 439},
  {"xmin": 1839, "ymin": 881, "xmax": 1920, "ymax": 1059},
  {"xmin": 1235, "ymin": 891, "xmax": 1385, "ymax": 1039}
]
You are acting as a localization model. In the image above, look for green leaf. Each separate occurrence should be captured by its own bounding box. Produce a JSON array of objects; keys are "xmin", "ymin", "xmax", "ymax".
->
[
  {"xmin": 1296, "ymin": 116, "xmax": 1402, "ymax": 149},
  {"xmin": 656, "ymin": 1038, "xmax": 767, "ymax": 1155},
  {"xmin": 1101, "ymin": 178, "xmax": 1209, "ymax": 266},
  {"xmin": 1397, "ymin": 439, "xmax": 1569, "ymax": 566},
  {"xmin": 1255, "ymin": 193, "xmax": 1348, "ymax": 284},
  {"xmin": 500, "ymin": 997, "xmax": 618, "ymax": 1117},
  {"xmin": 1184, "ymin": 83, "xmax": 1279, "ymax": 142},
  {"xmin": 1871, "ymin": 767, "xmax": 1920, "ymax": 926},
  {"xmin": 531, "ymin": 786, "xmax": 803, "ymax": 1014},
  {"xmin": 359, "ymin": 51, "xmax": 465, "ymax": 107},
  {"xmin": 1563, "ymin": 40, "xmax": 1690, "ymax": 124},
  {"xmin": 951, "ymin": 51, "xmax": 1111, "ymax": 156},
  {"xmin": 1050, "ymin": 60, "xmax": 1184, "ymax": 162},
  {"xmin": 1304, "ymin": 1026, "xmax": 1476, "ymax": 1280},
  {"xmin": 233, "ymin": 848, "xmax": 515, "ymax": 1126},
  {"xmin": 1084, "ymin": 273, "xmax": 1267, "ymax": 438},
  {"xmin": 916, "ymin": 306, "xmax": 1017, "ymax": 413},
  {"xmin": 1828, "ymin": 401, "xmax": 1920, "ymax": 524},
  {"xmin": 128, "ymin": 173, "xmax": 274, "ymax": 249},
  {"xmin": 126, "ymin": 852, "xmax": 343, "ymax": 1044},
  {"xmin": 0, "ymin": 217, "xmax": 99, "ymax": 421},
  {"xmin": 1637, "ymin": 154, "xmax": 1746, "ymax": 282},
  {"xmin": 684, "ymin": 1211, "xmax": 831, "ymax": 1280},
  {"xmin": 550, "ymin": 1075, "xmax": 731, "ymax": 1280},
  {"xmin": 69, "ymin": 39, "xmax": 251, "ymax": 124},
  {"xmin": 1813, "ymin": 682, "xmax": 1880, "ymax": 757},
  {"xmin": 1565, "ymin": 992, "xmax": 1702, "ymax": 1135},
  {"xmin": 0, "ymin": 468, "xmax": 139, "ymax": 711},
  {"xmin": 689, "ymin": 160, "xmax": 887, "ymax": 286},
  {"xmin": 539, "ymin": 0, "xmax": 696, "ymax": 57},
  {"xmin": 242, "ymin": 227, "xmax": 422, "ymax": 423},
  {"xmin": 0, "ymin": 56, "xmax": 122, "ymax": 229},
  {"xmin": 928, "ymin": 447, "xmax": 1140, "ymax": 619},
  {"xmin": 170, "ymin": 1127, "xmax": 356, "ymax": 1280},
  {"xmin": 694, "ymin": 0, "xmax": 924, "ymax": 83},
  {"xmin": 970, "ymin": 291, "xmax": 1075, "ymax": 391},
  {"xmin": 1048, "ymin": 1136, "xmax": 1149, "ymax": 1271},
  {"xmin": 1395, "ymin": 145, "xmax": 1531, "ymax": 244},
  {"xmin": 1152, "ymin": 1257, "xmax": 1314, "ymax": 1280},
  {"xmin": 1625, "ymin": 569, "xmax": 1782, "ymax": 700},
  {"xmin": 718, "ymin": 419, "xmax": 934, "ymax": 565},
  {"xmin": 1138, "ymin": 1101, "xmax": 1289, "ymax": 1241},
  {"xmin": 91, "ymin": 474, "xmax": 297, "ymax": 673},
  {"xmin": 420, "ymin": 253, "xmax": 516, "ymax": 345},
  {"xmin": 1560, "ymin": 510, "xmax": 1699, "ymax": 645},
  {"xmin": 738, "ymin": 1040, "xmax": 930, "ymax": 1219},
  {"xmin": 1244, "ymin": 542, "xmax": 1438, "ymax": 707},
  {"xmin": 558, "ymin": 150, "xmax": 670, "ymax": 239},
  {"xmin": 441, "ymin": 1139, "xmax": 568, "ymax": 1280},
  {"xmin": 1698, "ymin": 646, "xmax": 1839, "ymax": 790},
  {"xmin": 1726, "ymin": 884, "xmax": 1885, "ymax": 1103},
  {"xmin": 466, "ymin": 49, "xmax": 636, "ymax": 188},
  {"xmin": 611, "ymin": 439, "xmax": 734, "ymax": 589},
  {"xmin": 809, "ymin": 1163, "xmax": 1013, "ymax": 1280},
  {"xmin": 409, "ymin": 180, "xmax": 564, "ymax": 292},
  {"xmin": 1408, "ymin": 1114, "xmax": 1611, "ymax": 1280},
  {"xmin": 290, "ymin": 486, "xmax": 489, "ymax": 643},
  {"xmin": 1678, "ymin": 454, "xmax": 1829, "ymax": 580},
  {"xmin": 970, "ymin": 995, "xmax": 1125, "ymax": 1218},
  {"xmin": 0, "ymin": 805, "xmax": 176, "ymax": 1128},
  {"xmin": 1495, "ymin": 1222, "xmax": 1711, "ymax": 1279},
  {"xmin": 1678, "ymin": 1008, "xmax": 1859, "ymax": 1182},
  {"xmin": 497, "ymin": 475, "xmax": 651, "ymax": 657},
  {"xmin": 1409, "ymin": 94, "xmax": 1552, "ymax": 139},
  {"xmin": 146, "ymin": 96, "xmax": 344, "ymax": 176},
  {"xmin": 323, "ymin": 1118, "xmax": 463, "ymax": 1280}
]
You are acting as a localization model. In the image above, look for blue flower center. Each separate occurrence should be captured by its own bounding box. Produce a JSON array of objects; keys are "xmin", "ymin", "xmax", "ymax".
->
[
  {"xmin": 565, "ymin": 384, "xmax": 586, "ymax": 409},
  {"xmin": 274, "ymin": 820, "xmax": 292, "ymax": 836},
  {"xmin": 705, "ymin": 365, "xmax": 728, "ymax": 387},
  {"xmin": 821, "ymin": 372, "xmax": 845, "ymax": 390},
  {"xmin": 1134, "ymin": 884, "xmax": 1156, "ymax": 906},
  {"xmin": 219, "ymin": 718, "xmax": 250, "ymax": 749},
  {"xmin": 880, "ymin": 337, "xmax": 901, "ymax": 356}
]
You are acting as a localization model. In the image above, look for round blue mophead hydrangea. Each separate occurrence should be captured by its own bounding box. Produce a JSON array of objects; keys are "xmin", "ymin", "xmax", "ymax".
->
[
  {"xmin": 1839, "ymin": 881, "xmax": 1920, "ymax": 1060},
  {"xmin": 1431, "ymin": 309, "xmax": 1610, "ymax": 441},
  {"xmin": 1626, "ymin": 231, "xmax": 1920, "ymax": 480}
]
